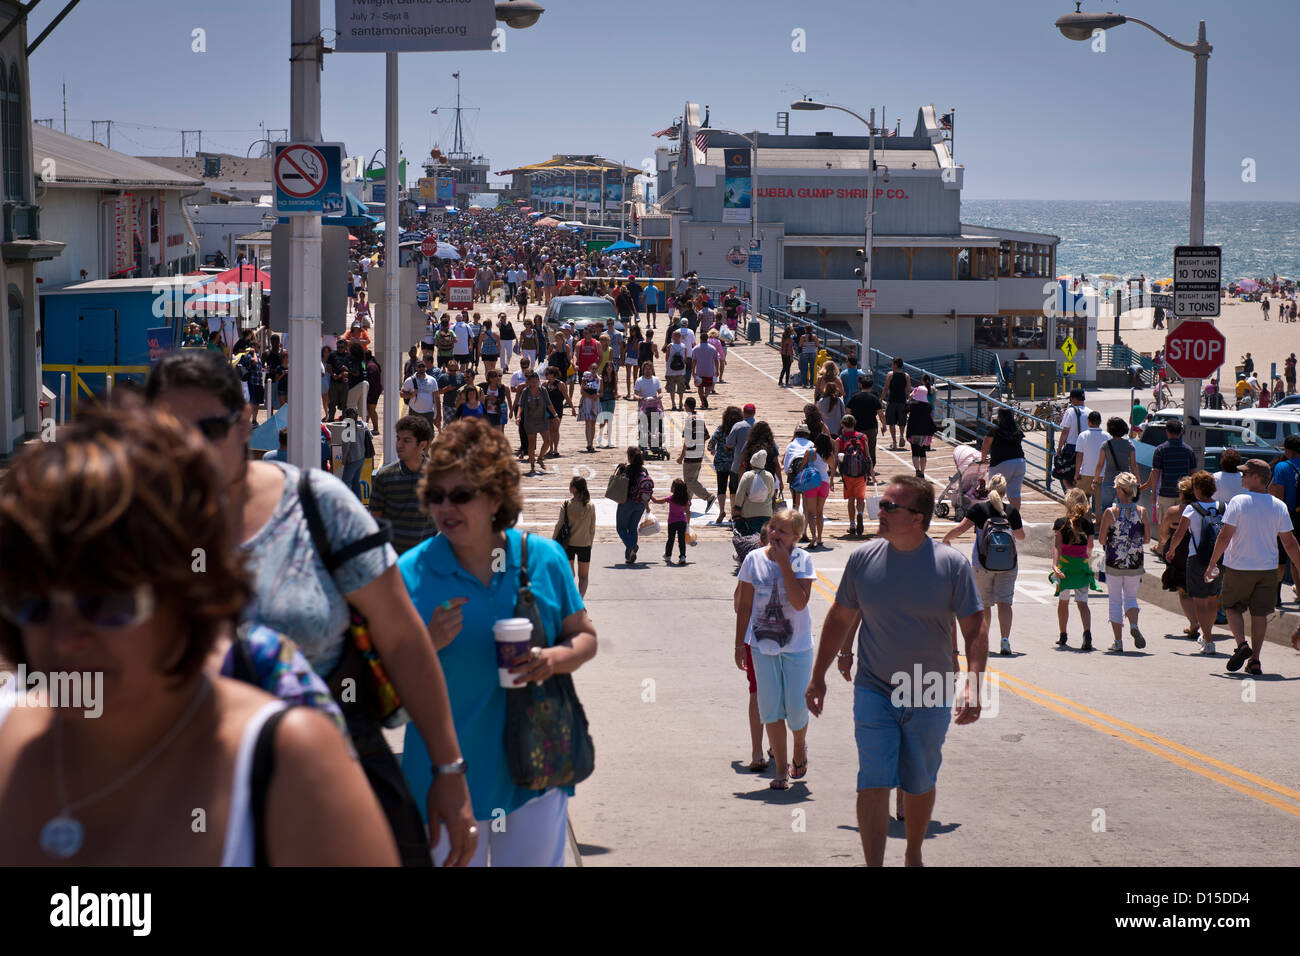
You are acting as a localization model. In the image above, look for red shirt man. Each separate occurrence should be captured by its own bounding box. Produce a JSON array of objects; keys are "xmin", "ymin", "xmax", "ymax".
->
[{"xmin": 576, "ymin": 330, "xmax": 602, "ymax": 375}]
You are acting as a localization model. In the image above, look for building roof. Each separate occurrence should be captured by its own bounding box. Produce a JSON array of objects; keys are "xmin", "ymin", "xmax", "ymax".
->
[
  {"xmin": 137, "ymin": 154, "xmax": 272, "ymax": 184},
  {"xmin": 704, "ymin": 147, "xmax": 939, "ymax": 170},
  {"xmin": 33, "ymin": 125, "xmax": 203, "ymax": 191},
  {"xmin": 960, "ymin": 223, "xmax": 1060, "ymax": 245}
]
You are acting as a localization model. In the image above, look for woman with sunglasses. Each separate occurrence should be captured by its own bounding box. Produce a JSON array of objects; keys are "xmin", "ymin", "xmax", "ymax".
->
[
  {"xmin": 145, "ymin": 350, "xmax": 477, "ymax": 867},
  {"xmin": 0, "ymin": 403, "xmax": 397, "ymax": 865},
  {"xmin": 399, "ymin": 419, "xmax": 598, "ymax": 866}
]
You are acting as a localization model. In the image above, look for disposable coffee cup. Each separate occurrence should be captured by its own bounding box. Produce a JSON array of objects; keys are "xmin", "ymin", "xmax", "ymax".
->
[{"xmin": 494, "ymin": 617, "xmax": 535, "ymax": 688}]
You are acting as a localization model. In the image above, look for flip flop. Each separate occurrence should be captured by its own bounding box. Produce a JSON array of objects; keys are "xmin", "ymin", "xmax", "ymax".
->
[
  {"xmin": 745, "ymin": 759, "xmax": 769, "ymax": 773},
  {"xmin": 769, "ymin": 777, "xmax": 791, "ymax": 791},
  {"xmin": 791, "ymin": 757, "xmax": 808, "ymax": 780}
]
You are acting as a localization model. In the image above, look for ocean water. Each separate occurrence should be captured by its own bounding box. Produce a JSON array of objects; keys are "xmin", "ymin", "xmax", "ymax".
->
[{"xmin": 961, "ymin": 200, "xmax": 1300, "ymax": 283}]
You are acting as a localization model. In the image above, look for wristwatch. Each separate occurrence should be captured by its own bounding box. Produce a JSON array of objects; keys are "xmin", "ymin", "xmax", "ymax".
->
[{"xmin": 430, "ymin": 757, "xmax": 469, "ymax": 778}]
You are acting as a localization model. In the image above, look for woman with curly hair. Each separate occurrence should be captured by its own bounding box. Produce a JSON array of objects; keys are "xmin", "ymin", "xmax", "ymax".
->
[
  {"xmin": 399, "ymin": 419, "xmax": 598, "ymax": 865},
  {"xmin": 0, "ymin": 403, "xmax": 395, "ymax": 866}
]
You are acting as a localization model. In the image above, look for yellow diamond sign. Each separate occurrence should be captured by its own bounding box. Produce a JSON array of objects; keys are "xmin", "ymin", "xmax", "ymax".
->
[
  {"xmin": 1060, "ymin": 336, "xmax": 1078, "ymax": 361},
  {"xmin": 1063, "ymin": 361, "xmax": 1077, "ymax": 375}
]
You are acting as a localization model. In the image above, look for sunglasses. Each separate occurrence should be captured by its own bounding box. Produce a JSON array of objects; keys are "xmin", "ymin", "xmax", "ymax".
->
[
  {"xmin": 878, "ymin": 500, "xmax": 925, "ymax": 516},
  {"xmin": 196, "ymin": 407, "xmax": 244, "ymax": 442},
  {"xmin": 1, "ymin": 585, "xmax": 156, "ymax": 629},
  {"xmin": 425, "ymin": 486, "xmax": 479, "ymax": 506}
]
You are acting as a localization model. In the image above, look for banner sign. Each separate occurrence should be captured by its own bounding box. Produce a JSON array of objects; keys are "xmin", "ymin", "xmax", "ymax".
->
[
  {"xmin": 436, "ymin": 177, "xmax": 455, "ymax": 202},
  {"xmin": 146, "ymin": 326, "xmax": 174, "ymax": 365},
  {"xmin": 723, "ymin": 147, "xmax": 751, "ymax": 224},
  {"xmin": 334, "ymin": 0, "xmax": 495, "ymax": 53}
]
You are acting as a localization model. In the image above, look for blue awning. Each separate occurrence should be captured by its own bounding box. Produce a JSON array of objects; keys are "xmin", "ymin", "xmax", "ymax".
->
[{"xmin": 279, "ymin": 191, "xmax": 378, "ymax": 228}]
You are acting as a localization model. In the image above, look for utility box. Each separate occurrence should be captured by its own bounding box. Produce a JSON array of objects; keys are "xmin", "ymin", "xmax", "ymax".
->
[{"xmin": 1014, "ymin": 360, "xmax": 1058, "ymax": 398}]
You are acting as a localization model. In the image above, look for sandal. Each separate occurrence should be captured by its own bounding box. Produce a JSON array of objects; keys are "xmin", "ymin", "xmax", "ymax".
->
[
  {"xmin": 745, "ymin": 759, "xmax": 769, "ymax": 772},
  {"xmin": 769, "ymin": 777, "xmax": 791, "ymax": 791},
  {"xmin": 1245, "ymin": 659, "xmax": 1263, "ymax": 676},
  {"xmin": 1183, "ymin": 626, "xmax": 1200, "ymax": 640},
  {"xmin": 791, "ymin": 756, "xmax": 808, "ymax": 780}
]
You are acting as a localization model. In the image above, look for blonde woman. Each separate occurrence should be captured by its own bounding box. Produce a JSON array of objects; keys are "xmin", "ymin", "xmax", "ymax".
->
[
  {"xmin": 1096, "ymin": 471, "xmax": 1152, "ymax": 653},
  {"xmin": 942, "ymin": 473, "xmax": 1026, "ymax": 655},
  {"xmin": 815, "ymin": 361, "xmax": 840, "ymax": 403},
  {"xmin": 1052, "ymin": 488, "xmax": 1097, "ymax": 649}
]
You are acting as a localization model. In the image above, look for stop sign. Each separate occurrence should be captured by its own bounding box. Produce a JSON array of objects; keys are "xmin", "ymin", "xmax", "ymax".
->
[
  {"xmin": 420, "ymin": 236, "xmax": 439, "ymax": 257},
  {"xmin": 1164, "ymin": 320, "xmax": 1226, "ymax": 379}
]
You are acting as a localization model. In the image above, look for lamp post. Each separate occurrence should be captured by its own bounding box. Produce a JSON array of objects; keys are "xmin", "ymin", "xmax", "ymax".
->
[
  {"xmin": 791, "ymin": 100, "xmax": 881, "ymax": 365},
  {"xmin": 705, "ymin": 128, "xmax": 761, "ymax": 321},
  {"xmin": 1054, "ymin": 4, "xmax": 1212, "ymax": 458}
]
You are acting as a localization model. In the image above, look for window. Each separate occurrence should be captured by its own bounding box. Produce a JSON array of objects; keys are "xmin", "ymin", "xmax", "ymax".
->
[
  {"xmin": 3, "ymin": 62, "xmax": 20, "ymax": 201},
  {"xmin": 1055, "ymin": 318, "xmax": 1086, "ymax": 351},
  {"xmin": 8, "ymin": 285, "xmax": 23, "ymax": 418},
  {"xmin": 973, "ymin": 316, "xmax": 1010, "ymax": 348}
]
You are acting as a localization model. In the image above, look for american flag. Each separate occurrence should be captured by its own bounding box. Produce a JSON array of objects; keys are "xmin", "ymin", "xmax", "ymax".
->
[
  {"xmin": 652, "ymin": 123, "xmax": 680, "ymax": 139},
  {"xmin": 694, "ymin": 128, "xmax": 709, "ymax": 154}
]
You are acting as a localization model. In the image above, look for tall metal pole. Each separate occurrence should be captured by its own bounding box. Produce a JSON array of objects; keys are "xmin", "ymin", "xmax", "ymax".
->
[
  {"xmin": 1182, "ymin": 19, "xmax": 1210, "ymax": 452},
  {"xmin": 383, "ymin": 52, "xmax": 401, "ymax": 464},
  {"xmin": 750, "ymin": 132, "xmax": 760, "ymax": 320},
  {"xmin": 862, "ymin": 108, "xmax": 875, "ymax": 365},
  {"xmin": 288, "ymin": 0, "xmax": 323, "ymax": 469}
]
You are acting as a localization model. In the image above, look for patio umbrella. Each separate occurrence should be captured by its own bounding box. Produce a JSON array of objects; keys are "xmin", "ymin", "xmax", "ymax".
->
[
  {"xmin": 348, "ymin": 233, "xmax": 359, "ymax": 241},
  {"xmin": 436, "ymin": 242, "xmax": 461, "ymax": 260},
  {"xmin": 211, "ymin": 265, "xmax": 271, "ymax": 290},
  {"xmin": 537, "ymin": 218, "xmax": 560, "ymax": 227},
  {"xmin": 374, "ymin": 222, "xmax": 386, "ymax": 233},
  {"xmin": 1237, "ymin": 278, "xmax": 1260, "ymax": 292},
  {"xmin": 606, "ymin": 239, "xmax": 639, "ymax": 251}
]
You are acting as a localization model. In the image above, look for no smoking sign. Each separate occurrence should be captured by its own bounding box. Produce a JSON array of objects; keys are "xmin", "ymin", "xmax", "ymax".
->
[{"xmin": 274, "ymin": 142, "xmax": 345, "ymax": 215}]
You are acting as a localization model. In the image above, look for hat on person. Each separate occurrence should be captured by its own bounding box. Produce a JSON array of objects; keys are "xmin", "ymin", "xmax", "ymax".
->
[
  {"xmin": 750, "ymin": 450, "xmax": 768, "ymax": 469},
  {"xmin": 743, "ymin": 403, "xmax": 756, "ymax": 415},
  {"xmin": 795, "ymin": 423, "xmax": 811, "ymax": 436}
]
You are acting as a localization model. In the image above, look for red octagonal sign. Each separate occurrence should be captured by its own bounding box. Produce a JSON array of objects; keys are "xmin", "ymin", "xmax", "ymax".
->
[{"xmin": 1165, "ymin": 320, "xmax": 1226, "ymax": 379}]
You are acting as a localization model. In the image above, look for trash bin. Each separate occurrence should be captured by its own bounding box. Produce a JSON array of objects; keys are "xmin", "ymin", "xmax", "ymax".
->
[{"xmin": 747, "ymin": 318, "xmax": 761, "ymax": 343}]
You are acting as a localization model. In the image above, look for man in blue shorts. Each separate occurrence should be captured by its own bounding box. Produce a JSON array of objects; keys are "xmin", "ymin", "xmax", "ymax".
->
[{"xmin": 807, "ymin": 474, "xmax": 985, "ymax": 866}]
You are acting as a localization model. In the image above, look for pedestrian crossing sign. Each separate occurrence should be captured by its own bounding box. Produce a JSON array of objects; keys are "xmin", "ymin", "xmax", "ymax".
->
[
  {"xmin": 1063, "ymin": 360, "xmax": 1077, "ymax": 375},
  {"xmin": 1060, "ymin": 336, "xmax": 1078, "ymax": 361}
]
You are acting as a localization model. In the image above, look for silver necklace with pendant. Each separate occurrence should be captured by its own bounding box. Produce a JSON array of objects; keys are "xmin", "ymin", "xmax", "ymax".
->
[{"xmin": 40, "ymin": 676, "xmax": 212, "ymax": 860}]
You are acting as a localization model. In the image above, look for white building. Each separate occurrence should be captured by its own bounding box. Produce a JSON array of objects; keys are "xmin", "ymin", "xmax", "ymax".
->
[
  {"xmin": 648, "ymin": 101, "xmax": 1093, "ymax": 380},
  {"xmin": 32, "ymin": 125, "xmax": 203, "ymax": 288},
  {"xmin": 0, "ymin": 2, "xmax": 63, "ymax": 455}
]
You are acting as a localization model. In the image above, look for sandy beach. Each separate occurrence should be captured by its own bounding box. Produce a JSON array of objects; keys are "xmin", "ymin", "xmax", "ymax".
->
[{"xmin": 1109, "ymin": 295, "xmax": 1299, "ymax": 385}]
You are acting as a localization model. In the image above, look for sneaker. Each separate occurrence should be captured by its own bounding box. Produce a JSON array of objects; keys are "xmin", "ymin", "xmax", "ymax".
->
[
  {"xmin": 1081, "ymin": 632, "xmax": 1093, "ymax": 651},
  {"xmin": 1226, "ymin": 642, "xmax": 1252, "ymax": 672},
  {"xmin": 1108, "ymin": 638, "xmax": 1124, "ymax": 653},
  {"xmin": 1057, "ymin": 633, "xmax": 1069, "ymax": 648},
  {"xmin": 1197, "ymin": 637, "xmax": 1216, "ymax": 656},
  {"xmin": 1130, "ymin": 627, "xmax": 1146, "ymax": 649},
  {"xmin": 1000, "ymin": 638, "xmax": 1012, "ymax": 656}
]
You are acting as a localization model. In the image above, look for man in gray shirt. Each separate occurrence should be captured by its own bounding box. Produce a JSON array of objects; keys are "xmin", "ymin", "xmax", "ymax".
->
[
  {"xmin": 807, "ymin": 475, "xmax": 985, "ymax": 867},
  {"xmin": 724, "ymin": 403, "xmax": 757, "ymax": 495}
]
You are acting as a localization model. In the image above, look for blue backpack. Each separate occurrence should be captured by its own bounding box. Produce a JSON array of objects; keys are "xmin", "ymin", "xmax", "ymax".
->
[{"xmin": 792, "ymin": 453, "xmax": 823, "ymax": 493}]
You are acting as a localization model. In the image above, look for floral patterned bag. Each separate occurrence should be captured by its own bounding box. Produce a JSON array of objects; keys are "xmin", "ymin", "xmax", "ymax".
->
[{"xmin": 505, "ymin": 534, "xmax": 596, "ymax": 791}]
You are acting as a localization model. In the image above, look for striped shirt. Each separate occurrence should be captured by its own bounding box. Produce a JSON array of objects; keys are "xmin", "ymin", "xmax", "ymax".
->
[{"xmin": 368, "ymin": 460, "xmax": 437, "ymax": 554}]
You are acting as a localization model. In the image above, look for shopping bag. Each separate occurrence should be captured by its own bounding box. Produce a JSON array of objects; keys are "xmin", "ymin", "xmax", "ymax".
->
[
  {"xmin": 638, "ymin": 506, "xmax": 661, "ymax": 535},
  {"xmin": 686, "ymin": 527, "xmax": 698, "ymax": 546}
]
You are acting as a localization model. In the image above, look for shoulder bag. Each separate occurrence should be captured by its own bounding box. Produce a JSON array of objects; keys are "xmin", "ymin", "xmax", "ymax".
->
[
  {"xmin": 555, "ymin": 502, "xmax": 572, "ymax": 545},
  {"xmin": 506, "ymin": 534, "xmax": 596, "ymax": 790},
  {"xmin": 604, "ymin": 466, "xmax": 629, "ymax": 503},
  {"xmin": 298, "ymin": 472, "xmax": 406, "ymax": 728}
]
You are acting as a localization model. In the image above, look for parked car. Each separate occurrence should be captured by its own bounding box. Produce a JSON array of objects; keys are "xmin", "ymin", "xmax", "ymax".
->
[
  {"xmin": 1136, "ymin": 407, "xmax": 1295, "ymax": 479},
  {"xmin": 545, "ymin": 295, "xmax": 618, "ymax": 327}
]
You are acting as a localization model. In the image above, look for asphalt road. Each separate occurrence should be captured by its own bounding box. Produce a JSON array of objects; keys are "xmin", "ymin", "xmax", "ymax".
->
[{"xmin": 563, "ymin": 540, "xmax": 1300, "ymax": 866}]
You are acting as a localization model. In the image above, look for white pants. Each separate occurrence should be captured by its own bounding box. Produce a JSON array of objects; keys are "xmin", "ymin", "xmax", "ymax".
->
[
  {"xmin": 500, "ymin": 340, "xmax": 515, "ymax": 366},
  {"xmin": 521, "ymin": 349, "xmax": 537, "ymax": 368},
  {"xmin": 430, "ymin": 787, "xmax": 568, "ymax": 867},
  {"xmin": 1107, "ymin": 573, "xmax": 1141, "ymax": 623}
]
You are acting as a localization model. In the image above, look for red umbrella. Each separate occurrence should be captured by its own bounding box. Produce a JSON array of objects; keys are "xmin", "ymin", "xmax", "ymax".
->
[
  {"xmin": 348, "ymin": 233, "xmax": 359, "ymax": 241},
  {"xmin": 212, "ymin": 265, "xmax": 271, "ymax": 290}
]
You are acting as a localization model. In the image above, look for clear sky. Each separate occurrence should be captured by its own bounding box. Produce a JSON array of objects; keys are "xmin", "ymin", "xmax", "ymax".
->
[{"xmin": 25, "ymin": 0, "xmax": 1300, "ymax": 200}]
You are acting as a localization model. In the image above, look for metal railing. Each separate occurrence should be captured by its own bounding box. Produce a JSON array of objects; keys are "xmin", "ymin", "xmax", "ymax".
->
[
  {"xmin": 42, "ymin": 364, "xmax": 151, "ymax": 419},
  {"xmin": 1097, "ymin": 343, "xmax": 1157, "ymax": 385}
]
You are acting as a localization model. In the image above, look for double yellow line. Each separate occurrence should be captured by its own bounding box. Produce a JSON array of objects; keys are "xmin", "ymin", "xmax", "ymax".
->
[{"xmin": 811, "ymin": 570, "xmax": 1300, "ymax": 819}]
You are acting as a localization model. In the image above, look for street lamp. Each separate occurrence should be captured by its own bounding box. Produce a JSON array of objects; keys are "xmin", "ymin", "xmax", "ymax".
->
[
  {"xmin": 790, "ymin": 100, "xmax": 880, "ymax": 365},
  {"xmin": 495, "ymin": 1, "xmax": 545, "ymax": 28},
  {"xmin": 705, "ymin": 128, "xmax": 761, "ymax": 327},
  {"xmin": 1053, "ymin": 3, "xmax": 1212, "ymax": 455}
]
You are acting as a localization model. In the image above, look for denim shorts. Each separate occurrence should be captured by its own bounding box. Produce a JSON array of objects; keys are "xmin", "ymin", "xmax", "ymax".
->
[
  {"xmin": 750, "ymin": 648, "xmax": 814, "ymax": 730},
  {"xmin": 853, "ymin": 683, "xmax": 951, "ymax": 794}
]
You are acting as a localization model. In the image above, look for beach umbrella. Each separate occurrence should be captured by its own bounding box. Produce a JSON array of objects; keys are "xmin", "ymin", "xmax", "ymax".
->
[
  {"xmin": 211, "ymin": 265, "xmax": 271, "ymax": 290},
  {"xmin": 537, "ymin": 218, "xmax": 560, "ymax": 227},
  {"xmin": 1097, "ymin": 273, "xmax": 1119, "ymax": 281},
  {"xmin": 436, "ymin": 242, "xmax": 461, "ymax": 260},
  {"xmin": 528, "ymin": 211, "xmax": 545, "ymax": 217},
  {"xmin": 1237, "ymin": 278, "xmax": 1260, "ymax": 292}
]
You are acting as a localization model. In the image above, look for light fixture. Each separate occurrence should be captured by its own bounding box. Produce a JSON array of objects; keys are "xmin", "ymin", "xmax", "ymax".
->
[
  {"xmin": 1054, "ymin": 3, "xmax": 1127, "ymax": 41},
  {"xmin": 495, "ymin": 1, "xmax": 545, "ymax": 29},
  {"xmin": 790, "ymin": 99, "xmax": 825, "ymax": 111}
]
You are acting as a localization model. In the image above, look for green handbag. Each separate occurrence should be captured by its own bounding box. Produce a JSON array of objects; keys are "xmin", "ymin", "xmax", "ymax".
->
[{"xmin": 505, "ymin": 534, "xmax": 596, "ymax": 790}]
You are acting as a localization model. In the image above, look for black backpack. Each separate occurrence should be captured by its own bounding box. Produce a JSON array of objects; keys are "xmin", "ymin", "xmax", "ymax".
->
[
  {"xmin": 977, "ymin": 511, "xmax": 1018, "ymax": 571},
  {"xmin": 669, "ymin": 348, "xmax": 685, "ymax": 371},
  {"xmin": 840, "ymin": 433, "xmax": 868, "ymax": 478},
  {"xmin": 1190, "ymin": 500, "xmax": 1225, "ymax": 564}
]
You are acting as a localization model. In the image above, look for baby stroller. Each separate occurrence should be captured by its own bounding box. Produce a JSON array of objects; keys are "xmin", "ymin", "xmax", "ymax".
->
[
  {"xmin": 934, "ymin": 444, "xmax": 987, "ymax": 521},
  {"xmin": 638, "ymin": 395, "xmax": 671, "ymax": 460}
]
